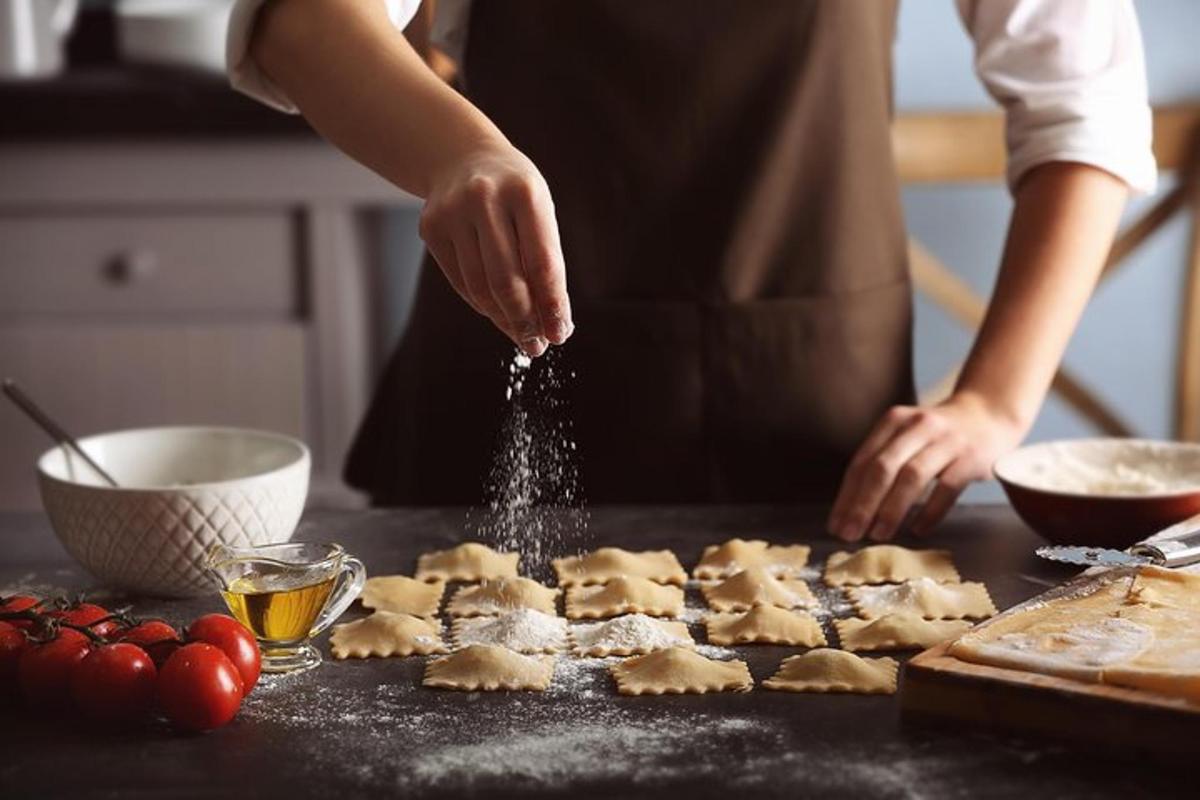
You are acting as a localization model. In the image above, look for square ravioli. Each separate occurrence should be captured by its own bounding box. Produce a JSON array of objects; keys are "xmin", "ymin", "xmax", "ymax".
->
[
  {"xmin": 835, "ymin": 613, "xmax": 972, "ymax": 652},
  {"xmin": 571, "ymin": 614, "xmax": 694, "ymax": 656},
  {"xmin": 762, "ymin": 649, "xmax": 897, "ymax": 694},
  {"xmin": 609, "ymin": 647, "xmax": 753, "ymax": 695},
  {"xmin": 692, "ymin": 538, "xmax": 811, "ymax": 580},
  {"xmin": 451, "ymin": 609, "xmax": 568, "ymax": 654},
  {"xmin": 552, "ymin": 547, "xmax": 686, "ymax": 587},
  {"xmin": 446, "ymin": 577, "xmax": 559, "ymax": 617},
  {"xmin": 565, "ymin": 576, "xmax": 685, "ymax": 619},
  {"xmin": 848, "ymin": 578, "xmax": 996, "ymax": 620},
  {"xmin": 360, "ymin": 575, "xmax": 445, "ymax": 618},
  {"xmin": 415, "ymin": 542, "xmax": 519, "ymax": 583},
  {"xmin": 330, "ymin": 611, "xmax": 447, "ymax": 659},
  {"xmin": 701, "ymin": 566, "xmax": 817, "ymax": 612},
  {"xmin": 423, "ymin": 644, "xmax": 555, "ymax": 692},
  {"xmin": 823, "ymin": 545, "xmax": 959, "ymax": 586},
  {"xmin": 705, "ymin": 605, "xmax": 827, "ymax": 647}
]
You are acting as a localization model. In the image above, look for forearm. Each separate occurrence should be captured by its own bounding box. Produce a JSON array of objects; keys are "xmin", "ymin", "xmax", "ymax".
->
[
  {"xmin": 250, "ymin": 0, "xmax": 506, "ymax": 198},
  {"xmin": 954, "ymin": 162, "xmax": 1129, "ymax": 430}
]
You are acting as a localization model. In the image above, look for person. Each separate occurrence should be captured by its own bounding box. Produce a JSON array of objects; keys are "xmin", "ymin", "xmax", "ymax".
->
[{"xmin": 226, "ymin": 0, "xmax": 1154, "ymax": 541}]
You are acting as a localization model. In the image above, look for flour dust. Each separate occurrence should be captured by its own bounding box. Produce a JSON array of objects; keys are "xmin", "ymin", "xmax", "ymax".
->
[{"xmin": 470, "ymin": 347, "xmax": 589, "ymax": 576}]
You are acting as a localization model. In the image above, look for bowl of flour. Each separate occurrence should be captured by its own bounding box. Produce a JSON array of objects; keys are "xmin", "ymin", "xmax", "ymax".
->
[{"xmin": 994, "ymin": 438, "xmax": 1200, "ymax": 548}]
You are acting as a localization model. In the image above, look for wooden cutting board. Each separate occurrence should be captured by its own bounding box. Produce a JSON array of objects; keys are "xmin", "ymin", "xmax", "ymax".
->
[{"xmin": 899, "ymin": 573, "xmax": 1200, "ymax": 757}]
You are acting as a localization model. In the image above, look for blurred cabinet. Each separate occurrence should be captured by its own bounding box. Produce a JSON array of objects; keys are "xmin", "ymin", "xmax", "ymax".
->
[{"xmin": 0, "ymin": 141, "xmax": 418, "ymax": 510}]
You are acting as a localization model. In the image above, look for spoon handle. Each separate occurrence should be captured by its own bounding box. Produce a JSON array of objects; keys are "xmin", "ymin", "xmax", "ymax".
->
[{"xmin": 2, "ymin": 378, "xmax": 120, "ymax": 488}]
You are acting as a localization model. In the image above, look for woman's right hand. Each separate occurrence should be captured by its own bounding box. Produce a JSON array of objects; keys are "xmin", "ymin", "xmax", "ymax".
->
[{"xmin": 419, "ymin": 145, "xmax": 574, "ymax": 356}]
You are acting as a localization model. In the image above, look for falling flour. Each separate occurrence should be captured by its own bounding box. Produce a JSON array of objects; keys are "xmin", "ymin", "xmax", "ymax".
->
[{"xmin": 472, "ymin": 347, "xmax": 588, "ymax": 577}]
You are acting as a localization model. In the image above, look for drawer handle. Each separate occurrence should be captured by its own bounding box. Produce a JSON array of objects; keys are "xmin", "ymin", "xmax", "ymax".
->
[{"xmin": 105, "ymin": 249, "xmax": 159, "ymax": 285}]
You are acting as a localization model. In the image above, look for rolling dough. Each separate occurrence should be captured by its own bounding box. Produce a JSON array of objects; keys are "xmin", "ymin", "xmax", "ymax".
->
[
  {"xmin": 450, "ymin": 608, "xmax": 568, "ymax": 654},
  {"xmin": 762, "ymin": 648, "xmax": 898, "ymax": 694},
  {"xmin": 848, "ymin": 577, "xmax": 996, "ymax": 620},
  {"xmin": 423, "ymin": 643, "xmax": 555, "ymax": 691},
  {"xmin": 571, "ymin": 614, "xmax": 694, "ymax": 657},
  {"xmin": 565, "ymin": 576, "xmax": 685, "ymax": 619},
  {"xmin": 701, "ymin": 566, "xmax": 817, "ymax": 612},
  {"xmin": 330, "ymin": 611, "xmax": 446, "ymax": 659},
  {"xmin": 360, "ymin": 575, "xmax": 445, "ymax": 618},
  {"xmin": 415, "ymin": 542, "xmax": 519, "ymax": 583},
  {"xmin": 446, "ymin": 577, "xmax": 559, "ymax": 617},
  {"xmin": 692, "ymin": 538, "xmax": 811, "ymax": 580},
  {"xmin": 609, "ymin": 647, "xmax": 753, "ymax": 695},
  {"xmin": 824, "ymin": 545, "xmax": 960, "ymax": 586},
  {"xmin": 552, "ymin": 547, "xmax": 686, "ymax": 587},
  {"xmin": 835, "ymin": 613, "xmax": 971, "ymax": 652},
  {"xmin": 705, "ymin": 605, "xmax": 827, "ymax": 647}
]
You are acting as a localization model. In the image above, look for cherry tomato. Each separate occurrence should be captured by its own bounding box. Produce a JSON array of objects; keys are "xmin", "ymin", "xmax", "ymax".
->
[
  {"xmin": 18, "ymin": 628, "xmax": 91, "ymax": 709},
  {"xmin": 70, "ymin": 642, "xmax": 158, "ymax": 721},
  {"xmin": 56, "ymin": 603, "xmax": 120, "ymax": 638},
  {"xmin": 1, "ymin": 595, "xmax": 41, "ymax": 631},
  {"xmin": 0, "ymin": 621, "xmax": 28, "ymax": 701},
  {"xmin": 186, "ymin": 614, "xmax": 260, "ymax": 695},
  {"xmin": 157, "ymin": 643, "xmax": 243, "ymax": 733},
  {"xmin": 120, "ymin": 620, "xmax": 182, "ymax": 668}
]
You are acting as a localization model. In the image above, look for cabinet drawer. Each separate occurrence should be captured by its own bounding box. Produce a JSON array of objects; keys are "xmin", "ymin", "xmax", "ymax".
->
[
  {"xmin": 0, "ymin": 212, "xmax": 296, "ymax": 315},
  {"xmin": 0, "ymin": 322, "xmax": 308, "ymax": 510}
]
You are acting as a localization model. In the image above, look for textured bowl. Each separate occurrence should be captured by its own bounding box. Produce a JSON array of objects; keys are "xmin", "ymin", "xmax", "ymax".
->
[
  {"xmin": 38, "ymin": 426, "xmax": 309, "ymax": 597},
  {"xmin": 994, "ymin": 438, "xmax": 1200, "ymax": 549}
]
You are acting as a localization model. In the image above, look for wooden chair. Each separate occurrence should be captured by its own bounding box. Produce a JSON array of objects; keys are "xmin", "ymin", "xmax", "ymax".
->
[{"xmin": 893, "ymin": 107, "xmax": 1200, "ymax": 440}]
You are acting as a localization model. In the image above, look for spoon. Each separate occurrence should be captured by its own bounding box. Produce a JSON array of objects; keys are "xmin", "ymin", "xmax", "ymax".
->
[{"xmin": 2, "ymin": 378, "xmax": 120, "ymax": 487}]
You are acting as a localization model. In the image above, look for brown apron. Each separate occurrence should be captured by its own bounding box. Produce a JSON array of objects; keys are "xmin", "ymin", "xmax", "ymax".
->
[{"xmin": 345, "ymin": 0, "xmax": 915, "ymax": 505}]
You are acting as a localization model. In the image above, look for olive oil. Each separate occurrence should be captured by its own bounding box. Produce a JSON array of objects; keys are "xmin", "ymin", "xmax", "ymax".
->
[{"xmin": 221, "ymin": 574, "xmax": 337, "ymax": 643}]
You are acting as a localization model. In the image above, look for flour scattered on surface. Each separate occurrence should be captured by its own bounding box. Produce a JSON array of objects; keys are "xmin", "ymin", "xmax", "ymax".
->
[
  {"xmin": 453, "ymin": 608, "xmax": 569, "ymax": 653},
  {"xmin": 471, "ymin": 347, "xmax": 589, "ymax": 579}
]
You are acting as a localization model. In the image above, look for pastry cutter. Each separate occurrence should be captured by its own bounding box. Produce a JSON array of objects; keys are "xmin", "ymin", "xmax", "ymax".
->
[{"xmin": 1036, "ymin": 511, "xmax": 1200, "ymax": 568}]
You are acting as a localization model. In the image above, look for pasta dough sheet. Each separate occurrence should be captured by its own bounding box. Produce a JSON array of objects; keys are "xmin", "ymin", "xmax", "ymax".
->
[
  {"xmin": 553, "ymin": 547, "xmax": 686, "ymax": 587},
  {"xmin": 423, "ymin": 644, "xmax": 555, "ymax": 691},
  {"xmin": 705, "ymin": 605, "xmax": 827, "ymax": 647},
  {"xmin": 848, "ymin": 578, "xmax": 996, "ymax": 620},
  {"xmin": 692, "ymin": 538, "xmax": 811, "ymax": 580},
  {"xmin": 824, "ymin": 545, "xmax": 960, "ymax": 586},
  {"xmin": 446, "ymin": 577, "xmax": 559, "ymax": 617},
  {"xmin": 836, "ymin": 613, "xmax": 971, "ymax": 652},
  {"xmin": 360, "ymin": 575, "xmax": 445, "ymax": 618},
  {"xmin": 330, "ymin": 611, "xmax": 446, "ymax": 659},
  {"xmin": 763, "ymin": 649, "xmax": 898, "ymax": 694},
  {"xmin": 565, "ymin": 576, "xmax": 685, "ymax": 620},
  {"xmin": 701, "ymin": 566, "xmax": 817, "ymax": 612},
  {"xmin": 609, "ymin": 647, "xmax": 753, "ymax": 695},
  {"xmin": 415, "ymin": 542, "xmax": 520, "ymax": 583},
  {"xmin": 950, "ymin": 566, "xmax": 1200, "ymax": 701}
]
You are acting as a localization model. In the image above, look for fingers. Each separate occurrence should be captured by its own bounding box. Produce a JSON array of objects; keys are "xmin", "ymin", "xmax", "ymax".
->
[
  {"xmin": 475, "ymin": 198, "xmax": 547, "ymax": 356},
  {"xmin": 829, "ymin": 407, "xmax": 932, "ymax": 542},
  {"xmin": 508, "ymin": 182, "xmax": 573, "ymax": 345},
  {"xmin": 451, "ymin": 228, "xmax": 519, "ymax": 342},
  {"xmin": 867, "ymin": 438, "xmax": 959, "ymax": 542},
  {"xmin": 910, "ymin": 480, "xmax": 965, "ymax": 537}
]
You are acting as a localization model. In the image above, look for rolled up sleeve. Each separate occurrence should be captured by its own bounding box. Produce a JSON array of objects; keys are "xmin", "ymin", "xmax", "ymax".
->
[{"xmin": 957, "ymin": 0, "xmax": 1156, "ymax": 194}]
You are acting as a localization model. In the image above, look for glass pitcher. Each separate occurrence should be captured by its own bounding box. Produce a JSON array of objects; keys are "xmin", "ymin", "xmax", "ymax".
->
[{"xmin": 205, "ymin": 541, "xmax": 365, "ymax": 674}]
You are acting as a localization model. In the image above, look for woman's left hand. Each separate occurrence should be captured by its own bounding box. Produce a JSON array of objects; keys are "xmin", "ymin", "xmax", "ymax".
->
[{"xmin": 827, "ymin": 391, "xmax": 1027, "ymax": 542}]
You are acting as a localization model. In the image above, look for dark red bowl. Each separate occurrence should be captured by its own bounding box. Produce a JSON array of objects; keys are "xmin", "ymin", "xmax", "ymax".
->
[{"xmin": 994, "ymin": 439, "xmax": 1200, "ymax": 549}]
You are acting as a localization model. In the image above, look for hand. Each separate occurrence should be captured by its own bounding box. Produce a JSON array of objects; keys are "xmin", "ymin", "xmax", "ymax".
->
[
  {"xmin": 827, "ymin": 392, "xmax": 1026, "ymax": 542},
  {"xmin": 419, "ymin": 145, "xmax": 573, "ymax": 356}
]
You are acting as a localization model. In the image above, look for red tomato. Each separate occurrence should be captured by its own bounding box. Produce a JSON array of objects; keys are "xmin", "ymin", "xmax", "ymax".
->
[
  {"xmin": 0, "ymin": 621, "xmax": 28, "ymax": 701},
  {"xmin": 70, "ymin": 642, "xmax": 158, "ymax": 721},
  {"xmin": 59, "ymin": 603, "xmax": 121, "ymax": 638},
  {"xmin": 120, "ymin": 620, "xmax": 182, "ymax": 667},
  {"xmin": 157, "ymin": 643, "xmax": 243, "ymax": 732},
  {"xmin": 1, "ymin": 595, "xmax": 41, "ymax": 631},
  {"xmin": 186, "ymin": 614, "xmax": 260, "ymax": 695},
  {"xmin": 18, "ymin": 628, "xmax": 91, "ymax": 709}
]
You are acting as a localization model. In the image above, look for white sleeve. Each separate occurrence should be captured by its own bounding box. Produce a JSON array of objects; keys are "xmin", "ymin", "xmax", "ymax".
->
[
  {"xmin": 226, "ymin": 0, "xmax": 423, "ymax": 114},
  {"xmin": 956, "ymin": 0, "xmax": 1156, "ymax": 194}
]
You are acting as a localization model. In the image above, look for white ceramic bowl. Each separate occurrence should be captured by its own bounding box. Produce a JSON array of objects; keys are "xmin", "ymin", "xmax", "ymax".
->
[{"xmin": 38, "ymin": 426, "xmax": 310, "ymax": 598}]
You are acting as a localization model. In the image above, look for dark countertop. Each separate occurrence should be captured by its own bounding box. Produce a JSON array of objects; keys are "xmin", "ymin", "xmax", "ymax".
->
[{"xmin": 0, "ymin": 506, "xmax": 1190, "ymax": 799}]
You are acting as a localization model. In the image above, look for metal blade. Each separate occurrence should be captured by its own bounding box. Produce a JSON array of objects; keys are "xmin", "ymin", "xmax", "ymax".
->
[{"xmin": 1035, "ymin": 545, "xmax": 1151, "ymax": 568}]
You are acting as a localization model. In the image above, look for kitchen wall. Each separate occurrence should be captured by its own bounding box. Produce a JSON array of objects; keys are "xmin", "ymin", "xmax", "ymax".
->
[{"xmin": 376, "ymin": 0, "xmax": 1200, "ymax": 501}]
